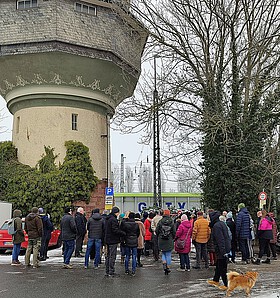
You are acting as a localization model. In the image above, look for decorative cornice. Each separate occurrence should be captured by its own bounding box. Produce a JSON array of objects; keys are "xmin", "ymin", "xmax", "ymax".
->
[{"xmin": 0, "ymin": 73, "xmax": 121, "ymax": 102}]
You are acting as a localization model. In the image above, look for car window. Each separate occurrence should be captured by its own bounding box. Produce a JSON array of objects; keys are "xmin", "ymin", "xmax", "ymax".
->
[{"xmin": 0, "ymin": 222, "xmax": 8, "ymax": 230}]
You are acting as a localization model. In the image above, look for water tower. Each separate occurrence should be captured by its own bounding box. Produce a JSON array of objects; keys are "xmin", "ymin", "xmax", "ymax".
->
[{"xmin": 0, "ymin": 0, "xmax": 147, "ymax": 180}]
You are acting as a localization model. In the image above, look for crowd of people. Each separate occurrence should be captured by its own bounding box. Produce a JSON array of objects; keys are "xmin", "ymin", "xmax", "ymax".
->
[{"xmin": 10, "ymin": 203, "xmax": 278, "ymax": 287}]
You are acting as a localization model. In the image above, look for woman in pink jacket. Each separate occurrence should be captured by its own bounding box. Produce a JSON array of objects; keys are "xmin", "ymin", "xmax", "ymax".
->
[
  {"xmin": 253, "ymin": 209, "xmax": 273, "ymax": 265},
  {"xmin": 174, "ymin": 214, "xmax": 192, "ymax": 271}
]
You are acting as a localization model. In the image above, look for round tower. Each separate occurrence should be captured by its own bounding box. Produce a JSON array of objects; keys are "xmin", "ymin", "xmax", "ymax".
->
[{"xmin": 0, "ymin": 0, "xmax": 147, "ymax": 179}]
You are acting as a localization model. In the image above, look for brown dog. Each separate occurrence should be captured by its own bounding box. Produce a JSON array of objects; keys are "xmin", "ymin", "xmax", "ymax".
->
[{"xmin": 226, "ymin": 271, "xmax": 258, "ymax": 296}]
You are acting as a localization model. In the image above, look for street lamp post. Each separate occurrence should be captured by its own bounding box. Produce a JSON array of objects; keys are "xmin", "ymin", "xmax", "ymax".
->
[{"xmin": 153, "ymin": 56, "xmax": 162, "ymax": 208}]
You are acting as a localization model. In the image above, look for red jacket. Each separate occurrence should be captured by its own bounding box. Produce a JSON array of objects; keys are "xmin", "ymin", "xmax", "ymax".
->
[{"xmin": 144, "ymin": 218, "xmax": 152, "ymax": 241}]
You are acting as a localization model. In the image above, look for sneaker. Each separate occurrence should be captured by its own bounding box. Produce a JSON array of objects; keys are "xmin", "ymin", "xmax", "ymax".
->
[
  {"xmin": 16, "ymin": 260, "xmax": 22, "ymax": 265},
  {"xmin": 238, "ymin": 260, "xmax": 247, "ymax": 265},
  {"xmin": 176, "ymin": 268, "xmax": 186, "ymax": 272},
  {"xmin": 131, "ymin": 272, "xmax": 136, "ymax": 277},
  {"xmin": 192, "ymin": 266, "xmax": 201, "ymax": 269},
  {"xmin": 11, "ymin": 261, "xmax": 19, "ymax": 266},
  {"xmin": 84, "ymin": 266, "xmax": 88, "ymax": 269},
  {"xmin": 186, "ymin": 268, "xmax": 191, "ymax": 272},
  {"xmin": 125, "ymin": 270, "xmax": 130, "ymax": 275},
  {"xmin": 63, "ymin": 264, "xmax": 73, "ymax": 269},
  {"xmin": 94, "ymin": 266, "xmax": 99, "ymax": 270},
  {"xmin": 271, "ymin": 256, "xmax": 277, "ymax": 260},
  {"xmin": 261, "ymin": 259, "xmax": 270, "ymax": 264},
  {"xmin": 207, "ymin": 280, "xmax": 220, "ymax": 287}
]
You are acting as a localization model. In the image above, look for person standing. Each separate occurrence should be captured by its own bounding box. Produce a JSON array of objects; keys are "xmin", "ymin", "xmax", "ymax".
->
[
  {"xmin": 156, "ymin": 209, "xmax": 176, "ymax": 275},
  {"xmin": 236, "ymin": 202, "xmax": 251, "ymax": 264},
  {"xmin": 135, "ymin": 213, "xmax": 145, "ymax": 267},
  {"xmin": 268, "ymin": 212, "xmax": 278, "ymax": 260},
  {"xmin": 174, "ymin": 214, "xmax": 192, "ymax": 272},
  {"xmin": 39, "ymin": 208, "xmax": 54, "ymax": 261},
  {"xmin": 74, "ymin": 207, "xmax": 87, "ymax": 257},
  {"xmin": 11, "ymin": 209, "xmax": 25, "ymax": 266},
  {"xmin": 151, "ymin": 209, "xmax": 163, "ymax": 261},
  {"xmin": 143, "ymin": 212, "xmax": 154, "ymax": 256},
  {"xmin": 207, "ymin": 211, "xmax": 231, "ymax": 290},
  {"xmin": 192, "ymin": 211, "xmax": 211, "ymax": 269},
  {"xmin": 226, "ymin": 211, "xmax": 237, "ymax": 263},
  {"xmin": 253, "ymin": 209, "xmax": 273, "ymax": 264},
  {"xmin": 84, "ymin": 208, "xmax": 105, "ymax": 269},
  {"xmin": 104, "ymin": 206, "xmax": 126, "ymax": 277},
  {"xmin": 60, "ymin": 207, "xmax": 77, "ymax": 269},
  {"xmin": 120, "ymin": 212, "xmax": 140, "ymax": 276},
  {"xmin": 24, "ymin": 207, "xmax": 43, "ymax": 268}
]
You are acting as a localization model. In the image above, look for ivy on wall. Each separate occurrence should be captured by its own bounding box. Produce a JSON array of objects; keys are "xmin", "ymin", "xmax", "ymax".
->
[{"xmin": 0, "ymin": 140, "xmax": 99, "ymax": 225}]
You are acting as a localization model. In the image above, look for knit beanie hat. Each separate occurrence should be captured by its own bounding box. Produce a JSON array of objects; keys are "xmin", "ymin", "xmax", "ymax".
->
[
  {"xmin": 112, "ymin": 206, "xmax": 120, "ymax": 214},
  {"xmin": 238, "ymin": 203, "xmax": 245, "ymax": 210},
  {"xmin": 181, "ymin": 214, "xmax": 188, "ymax": 221},
  {"xmin": 163, "ymin": 209, "xmax": 170, "ymax": 216},
  {"xmin": 226, "ymin": 211, "xmax": 233, "ymax": 219}
]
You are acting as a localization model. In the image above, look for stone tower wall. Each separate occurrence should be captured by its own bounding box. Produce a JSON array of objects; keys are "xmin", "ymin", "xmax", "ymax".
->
[{"xmin": 0, "ymin": 0, "xmax": 146, "ymax": 71}]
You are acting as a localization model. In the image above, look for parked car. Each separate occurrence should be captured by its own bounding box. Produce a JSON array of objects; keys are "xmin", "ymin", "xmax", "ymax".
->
[{"xmin": 0, "ymin": 219, "xmax": 61, "ymax": 253}]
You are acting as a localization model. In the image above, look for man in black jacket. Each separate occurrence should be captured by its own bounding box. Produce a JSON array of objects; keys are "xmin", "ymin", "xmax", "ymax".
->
[
  {"xmin": 84, "ymin": 208, "xmax": 105, "ymax": 269},
  {"xmin": 60, "ymin": 207, "xmax": 77, "ymax": 269},
  {"xmin": 207, "ymin": 211, "xmax": 231, "ymax": 290},
  {"xmin": 74, "ymin": 207, "xmax": 87, "ymax": 257},
  {"xmin": 104, "ymin": 206, "xmax": 126, "ymax": 277},
  {"xmin": 120, "ymin": 212, "xmax": 140, "ymax": 276}
]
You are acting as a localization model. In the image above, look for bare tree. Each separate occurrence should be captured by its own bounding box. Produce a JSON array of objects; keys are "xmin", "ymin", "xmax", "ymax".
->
[{"xmin": 114, "ymin": 0, "xmax": 280, "ymax": 209}]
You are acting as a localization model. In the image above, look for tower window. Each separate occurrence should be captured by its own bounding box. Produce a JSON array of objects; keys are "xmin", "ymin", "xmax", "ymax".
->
[
  {"xmin": 16, "ymin": 116, "xmax": 20, "ymax": 134},
  {"xmin": 17, "ymin": 0, "xmax": 38, "ymax": 9},
  {"xmin": 72, "ymin": 114, "xmax": 78, "ymax": 131},
  {"xmin": 74, "ymin": 2, "xmax": 97, "ymax": 16}
]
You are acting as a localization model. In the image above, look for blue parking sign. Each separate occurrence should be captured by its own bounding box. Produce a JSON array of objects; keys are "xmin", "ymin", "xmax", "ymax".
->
[{"xmin": 105, "ymin": 187, "xmax": 114, "ymax": 196}]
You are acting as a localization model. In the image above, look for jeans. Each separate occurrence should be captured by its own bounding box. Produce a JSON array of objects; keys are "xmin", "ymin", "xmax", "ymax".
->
[
  {"xmin": 85, "ymin": 238, "xmax": 102, "ymax": 267},
  {"xmin": 64, "ymin": 239, "xmax": 75, "ymax": 265},
  {"xmin": 195, "ymin": 242, "xmax": 208, "ymax": 268},
  {"xmin": 25, "ymin": 238, "xmax": 41, "ymax": 267},
  {"xmin": 179, "ymin": 253, "xmax": 190, "ymax": 269},
  {"xmin": 40, "ymin": 235, "xmax": 51, "ymax": 259},
  {"xmin": 12, "ymin": 243, "xmax": 21, "ymax": 261},
  {"xmin": 161, "ymin": 250, "xmax": 172, "ymax": 265},
  {"xmin": 124, "ymin": 246, "xmax": 137, "ymax": 273},
  {"xmin": 105, "ymin": 244, "xmax": 118, "ymax": 275}
]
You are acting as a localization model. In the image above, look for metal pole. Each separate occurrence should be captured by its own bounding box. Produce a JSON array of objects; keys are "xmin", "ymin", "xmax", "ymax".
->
[
  {"xmin": 153, "ymin": 56, "xmax": 162, "ymax": 208},
  {"xmin": 120, "ymin": 153, "xmax": 125, "ymax": 193}
]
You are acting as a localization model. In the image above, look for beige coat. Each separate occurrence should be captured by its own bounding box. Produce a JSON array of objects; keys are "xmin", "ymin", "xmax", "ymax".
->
[{"xmin": 135, "ymin": 219, "xmax": 145, "ymax": 249}]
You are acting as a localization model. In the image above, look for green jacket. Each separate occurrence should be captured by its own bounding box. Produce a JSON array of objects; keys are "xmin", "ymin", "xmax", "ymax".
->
[{"xmin": 156, "ymin": 215, "xmax": 176, "ymax": 252}]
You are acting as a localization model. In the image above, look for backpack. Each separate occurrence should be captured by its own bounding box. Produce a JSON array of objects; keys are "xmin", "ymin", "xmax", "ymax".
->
[
  {"xmin": 8, "ymin": 219, "xmax": 16, "ymax": 235},
  {"xmin": 160, "ymin": 224, "xmax": 171, "ymax": 239}
]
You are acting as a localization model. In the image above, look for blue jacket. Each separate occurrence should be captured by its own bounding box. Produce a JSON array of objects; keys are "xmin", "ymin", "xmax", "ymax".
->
[{"xmin": 236, "ymin": 207, "xmax": 251, "ymax": 239}]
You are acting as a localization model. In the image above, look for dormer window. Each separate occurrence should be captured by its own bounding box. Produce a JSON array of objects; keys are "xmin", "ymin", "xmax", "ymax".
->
[{"xmin": 17, "ymin": 0, "xmax": 38, "ymax": 9}]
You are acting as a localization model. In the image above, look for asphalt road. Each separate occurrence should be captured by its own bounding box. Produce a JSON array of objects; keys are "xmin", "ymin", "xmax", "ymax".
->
[{"xmin": 0, "ymin": 248, "xmax": 279, "ymax": 298}]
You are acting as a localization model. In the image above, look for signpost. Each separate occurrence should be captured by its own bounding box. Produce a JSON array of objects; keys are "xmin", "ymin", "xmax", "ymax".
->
[
  {"xmin": 258, "ymin": 191, "xmax": 267, "ymax": 209},
  {"xmin": 105, "ymin": 187, "xmax": 114, "ymax": 210}
]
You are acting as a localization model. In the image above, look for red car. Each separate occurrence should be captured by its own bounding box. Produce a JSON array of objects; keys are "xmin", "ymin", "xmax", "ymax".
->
[{"xmin": 0, "ymin": 219, "xmax": 61, "ymax": 252}]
